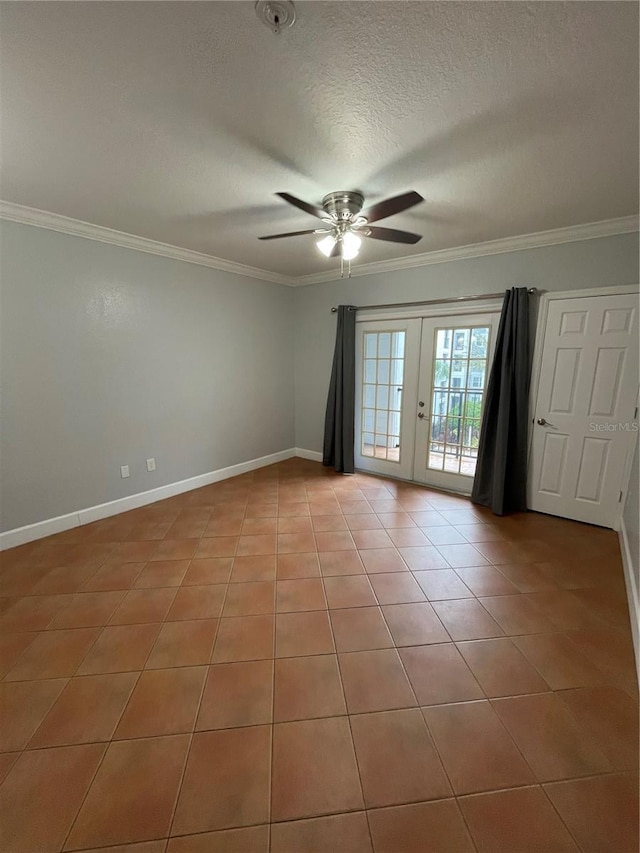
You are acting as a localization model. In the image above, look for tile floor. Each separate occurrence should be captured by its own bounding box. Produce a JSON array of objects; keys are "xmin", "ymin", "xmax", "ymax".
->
[{"xmin": 0, "ymin": 458, "xmax": 638, "ymax": 853}]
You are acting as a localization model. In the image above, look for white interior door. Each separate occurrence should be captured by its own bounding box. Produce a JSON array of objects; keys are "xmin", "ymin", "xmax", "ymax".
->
[
  {"xmin": 413, "ymin": 313, "xmax": 500, "ymax": 493},
  {"xmin": 528, "ymin": 292, "xmax": 639, "ymax": 527},
  {"xmin": 355, "ymin": 319, "xmax": 421, "ymax": 479}
]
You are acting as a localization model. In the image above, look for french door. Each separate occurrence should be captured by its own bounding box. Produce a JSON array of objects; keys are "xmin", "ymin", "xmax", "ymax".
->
[
  {"xmin": 354, "ymin": 319, "xmax": 421, "ymax": 480},
  {"xmin": 355, "ymin": 312, "xmax": 500, "ymax": 492},
  {"xmin": 413, "ymin": 313, "xmax": 500, "ymax": 492}
]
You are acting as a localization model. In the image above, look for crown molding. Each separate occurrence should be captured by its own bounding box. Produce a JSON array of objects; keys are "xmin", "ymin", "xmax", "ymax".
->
[
  {"xmin": 294, "ymin": 215, "xmax": 640, "ymax": 286},
  {"xmin": 1, "ymin": 200, "xmax": 636, "ymax": 288},
  {"xmin": 0, "ymin": 200, "xmax": 293, "ymax": 286}
]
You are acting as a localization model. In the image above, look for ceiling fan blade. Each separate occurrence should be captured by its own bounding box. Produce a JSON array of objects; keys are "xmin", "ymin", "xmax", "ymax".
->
[
  {"xmin": 361, "ymin": 191, "xmax": 424, "ymax": 223},
  {"xmin": 276, "ymin": 192, "xmax": 325, "ymax": 220},
  {"xmin": 365, "ymin": 226, "xmax": 423, "ymax": 244},
  {"xmin": 258, "ymin": 229, "xmax": 319, "ymax": 240}
]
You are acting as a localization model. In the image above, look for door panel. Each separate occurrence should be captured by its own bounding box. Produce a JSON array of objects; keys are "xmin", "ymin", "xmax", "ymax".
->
[
  {"xmin": 589, "ymin": 348, "xmax": 625, "ymax": 416},
  {"xmin": 538, "ymin": 433, "xmax": 568, "ymax": 494},
  {"xmin": 549, "ymin": 349, "xmax": 580, "ymax": 412},
  {"xmin": 355, "ymin": 319, "xmax": 421, "ymax": 479},
  {"xmin": 528, "ymin": 293, "xmax": 639, "ymax": 527}
]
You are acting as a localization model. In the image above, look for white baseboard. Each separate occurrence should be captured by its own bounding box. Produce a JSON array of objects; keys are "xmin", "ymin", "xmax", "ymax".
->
[
  {"xmin": 618, "ymin": 516, "xmax": 640, "ymax": 675},
  {"xmin": 0, "ymin": 448, "xmax": 299, "ymax": 551},
  {"xmin": 0, "ymin": 511, "xmax": 84, "ymax": 551},
  {"xmin": 295, "ymin": 448, "xmax": 324, "ymax": 463}
]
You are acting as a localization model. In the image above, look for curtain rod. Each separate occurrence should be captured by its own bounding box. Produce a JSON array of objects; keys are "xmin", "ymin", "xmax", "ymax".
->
[{"xmin": 330, "ymin": 288, "xmax": 537, "ymax": 313}]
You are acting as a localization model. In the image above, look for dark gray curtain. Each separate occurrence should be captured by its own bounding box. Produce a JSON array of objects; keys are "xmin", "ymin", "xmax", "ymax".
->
[
  {"xmin": 471, "ymin": 287, "xmax": 532, "ymax": 515},
  {"xmin": 323, "ymin": 305, "xmax": 356, "ymax": 473}
]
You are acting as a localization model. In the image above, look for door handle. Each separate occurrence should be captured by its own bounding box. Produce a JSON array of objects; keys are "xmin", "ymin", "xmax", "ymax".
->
[
  {"xmin": 537, "ymin": 418, "xmax": 547, "ymax": 426},
  {"xmin": 418, "ymin": 412, "xmax": 426, "ymax": 419}
]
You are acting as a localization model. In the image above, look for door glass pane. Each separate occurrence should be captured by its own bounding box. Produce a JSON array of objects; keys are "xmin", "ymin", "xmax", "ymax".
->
[
  {"xmin": 364, "ymin": 359, "xmax": 376, "ymax": 383},
  {"xmin": 471, "ymin": 328, "xmax": 489, "ymax": 357},
  {"xmin": 434, "ymin": 359, "xmax": 450, "ymax": 388},
  {"xmin": 469, "ymin": 360, "xmax": 486, "ymax": 389},
  {"xmin": 365, "ymin": 335, "xmax": 377, "ymax": 358},
  {"xmin": 452, "ymin": 360, "xmax": 467, "ymax": 388},
  {"xmin": 427, "ymin": 325, "xmax": 491, "ymax": 476},
  {"xmin": 433, "ymin": 389, "xmax": 447, "ymax": 416},
  {"xmin": 377, "ymin": 360, "xmax": 390, "ymax": 384},
  {"xmin": 364, "ymin": 384, "xmax": 376, "ymax": 408},
  {"xmin": 378, "ymin": 333, "xmax": 391, "ymax": 358},
  {"xmin": 375, "ymin": 385, "xmax": 387, "ymax": 409},
  {"xmin": 392, "ymin": 332, "xmax": 405, "ymax": 358},
  {"xmin": 362, "ymin": 405, "xmax": 375, "ymax": 456},
  {"xmin": 435, "ymin": 329, "xmax": 450, "ymax": 358},
  {"xmin": 447, "ymin": 392, "xmax": 463, "ymax": 416},
  {"xmin": 453, "ymin": 329, "xmax": 470, "ymax": 357},
  {"xmin": 361, "ymin": 330, "xmax": 406, "ymax": 463}
]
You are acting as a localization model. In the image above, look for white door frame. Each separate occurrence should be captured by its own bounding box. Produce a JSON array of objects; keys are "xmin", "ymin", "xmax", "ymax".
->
[
  {"xmin": 527, "ymin": 284, "xmax": 640, "ymax": 525},
  {"xmin": 354, "ymin": 299, "xmax": 502, "ymax": 324}
]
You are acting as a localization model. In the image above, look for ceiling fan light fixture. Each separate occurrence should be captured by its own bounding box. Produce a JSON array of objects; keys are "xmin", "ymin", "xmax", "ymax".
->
[
  {"xmin": 259, "ymin": 190, "xmax": 425, "ymax": 271},
  {"xmin": 342, "ymin": 230, "xmax": 361, "ymax": 260},
  {"xmin": 316, "ymin": 234, "xmax": 337, "ymax": 257}
]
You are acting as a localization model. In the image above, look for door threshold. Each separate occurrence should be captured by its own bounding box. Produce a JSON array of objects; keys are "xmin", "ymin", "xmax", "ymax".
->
[{"xmin": 354, "ymin": 467, "xmax": 473, "ymax": 499}]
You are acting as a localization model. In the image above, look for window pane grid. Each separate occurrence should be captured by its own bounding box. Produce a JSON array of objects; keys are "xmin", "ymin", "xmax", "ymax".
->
[
  {"xmin": 427, "ymin": 325, "xmax": 490, "ymax": 476},
  {"xmin": 361, "ymin": 331, "xmax": 405, "ymax": 462}
]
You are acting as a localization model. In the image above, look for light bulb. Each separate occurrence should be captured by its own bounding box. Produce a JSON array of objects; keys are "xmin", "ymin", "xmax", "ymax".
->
[
  {"xmin": 342, "ymin": 231, "xmax": 362, "ymax": 261},
  {"xmin": 316, "ymin": 234, "xmax": 336, "ymax": 257}
]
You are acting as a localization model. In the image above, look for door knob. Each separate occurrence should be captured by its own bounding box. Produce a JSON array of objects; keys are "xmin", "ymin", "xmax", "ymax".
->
[
  {"xmin": 418, "ymin": 412, "xmax": 426, "ymax": 419},
  {"xmin": 537, "ymin": 418, "xmax": 547, "ymax": 426}
]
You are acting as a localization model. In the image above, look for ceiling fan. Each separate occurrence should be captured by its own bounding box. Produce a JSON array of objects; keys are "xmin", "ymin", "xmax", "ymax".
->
[{"xmin": 258, "ymin": 190, "xmax": 425, "ymax": 274}]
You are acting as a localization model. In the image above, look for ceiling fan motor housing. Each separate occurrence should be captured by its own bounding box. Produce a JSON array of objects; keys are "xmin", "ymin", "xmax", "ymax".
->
[{"xmin": 322, "ymin": 191, "xmax": 365, "ymax": 221}]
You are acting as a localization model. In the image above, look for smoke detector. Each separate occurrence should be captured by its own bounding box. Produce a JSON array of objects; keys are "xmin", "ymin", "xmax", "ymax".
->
[{"xmin": 255, "ymin": 1, "xmax": 296, "ymax": 34}]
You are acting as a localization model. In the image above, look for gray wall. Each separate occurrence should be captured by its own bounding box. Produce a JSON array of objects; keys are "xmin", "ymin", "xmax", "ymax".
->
[
  {"xmin": 2, "ymin": 223, "xmax": 638, "ymax": 535},
  {"xmin": 293, "ymin": 232, "xmax": 640, "ymax": 454},
  {"xmin": 623, "ymin": 439, "xmax": 639, "ymax": 592},
  {"xmin": 1, "ymin": 221, "xmax": 295, "ymax": 531}
]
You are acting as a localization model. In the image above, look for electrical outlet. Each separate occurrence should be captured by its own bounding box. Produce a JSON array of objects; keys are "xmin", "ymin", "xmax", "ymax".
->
[
  {"xmin": 120, "ymin": 465, "xmax": 130, "ymax": 479},
  {"xmin": 146, "ymin": 458, "xmax": 156, "ymax": 472}
]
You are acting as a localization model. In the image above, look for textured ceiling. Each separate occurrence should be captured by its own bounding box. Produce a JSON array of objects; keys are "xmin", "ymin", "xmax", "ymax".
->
[{"xmin": 1, "ymin": 1, "xmax": 638, "ymax": 278}]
